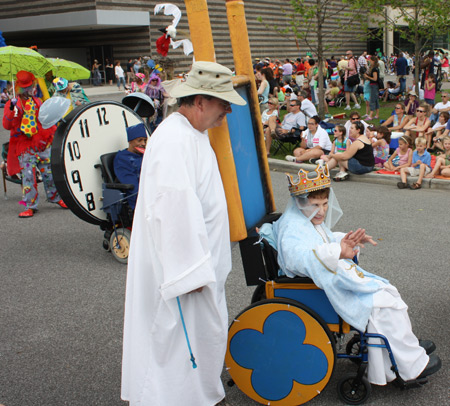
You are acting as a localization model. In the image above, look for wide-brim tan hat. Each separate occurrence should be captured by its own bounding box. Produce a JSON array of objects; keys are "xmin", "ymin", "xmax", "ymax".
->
[
  {"xmin": 408, "ymin": 91, "xmax": 417, "ymax": 96},
  {"xmin": 169, "ymin": 61, "xmax": 246, "ymax": 106}
]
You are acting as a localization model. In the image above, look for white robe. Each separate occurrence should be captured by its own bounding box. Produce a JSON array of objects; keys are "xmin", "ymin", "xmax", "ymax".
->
[{"xmin": 121, "ymin": 113, "xmax": 231, "ymax": 405}]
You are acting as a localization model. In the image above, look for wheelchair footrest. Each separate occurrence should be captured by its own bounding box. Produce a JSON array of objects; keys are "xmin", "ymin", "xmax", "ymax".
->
[{"xmin": 393, "ymin": 376, "xmax": 428, "ymax": 390}]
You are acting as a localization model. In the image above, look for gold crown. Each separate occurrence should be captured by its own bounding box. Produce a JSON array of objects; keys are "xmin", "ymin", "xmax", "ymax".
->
[{"xmin": 286, "ymin": 163, "xmax": 331, "ymax": 196}]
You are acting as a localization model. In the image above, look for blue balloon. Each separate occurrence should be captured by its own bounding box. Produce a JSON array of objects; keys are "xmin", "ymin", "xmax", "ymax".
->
[{"xmin": 147, "ymin": 59, "xmax": 155, "ymax": 69}]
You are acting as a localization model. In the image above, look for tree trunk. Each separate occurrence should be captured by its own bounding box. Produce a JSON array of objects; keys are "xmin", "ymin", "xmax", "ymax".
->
[
  {"xmin": 414, "ymin": 6, "xmax": 420, "ymax": 97},
  {"xmin": 317, "ymin": 0, "xmax": 325, "ymax": 118}
]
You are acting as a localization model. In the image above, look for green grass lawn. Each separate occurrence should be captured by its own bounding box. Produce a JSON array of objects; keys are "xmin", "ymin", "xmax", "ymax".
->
[{"xmin": 269, "ymin": 93, "xmax": 443, "ymax": 160}]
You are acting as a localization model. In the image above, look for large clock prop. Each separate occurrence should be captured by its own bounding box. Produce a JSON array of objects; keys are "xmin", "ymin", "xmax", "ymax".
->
[{"xmin": 51, "ymin": 101, "xmax": 151, "ymax": 226}]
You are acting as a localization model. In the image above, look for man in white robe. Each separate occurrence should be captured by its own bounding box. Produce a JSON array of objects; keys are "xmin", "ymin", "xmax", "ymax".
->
[
  {"xmin": 121, "ymin": 62, "xmax": 246, "ymax": 406},
  {"xmin": 259, "ymin": 165, "xmax": 441, "ymax": 386}
]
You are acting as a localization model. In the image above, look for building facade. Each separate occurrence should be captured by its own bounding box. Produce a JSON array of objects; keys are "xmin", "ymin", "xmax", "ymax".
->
[{"xmin": 0, "ymin": 0, "xmax": 367, "ymax": 78}]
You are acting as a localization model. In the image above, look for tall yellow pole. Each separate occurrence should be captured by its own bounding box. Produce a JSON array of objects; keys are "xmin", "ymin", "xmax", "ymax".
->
[
  {"xmin": 184, "ymin": 0, "xmax": 247, "ymax": 241},
  {"xmin": 225, "ymin": 0, "xmax": 276, "ymax": 213}
]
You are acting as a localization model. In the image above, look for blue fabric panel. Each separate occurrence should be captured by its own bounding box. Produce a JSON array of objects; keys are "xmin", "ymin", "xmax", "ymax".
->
[
  {"xmin": 227, "ymin": 87, "xmax": 267, "ymax": 230},
  {"xmin": 274, "ymin": 288, "xmax": 340, "ymax": 324}
]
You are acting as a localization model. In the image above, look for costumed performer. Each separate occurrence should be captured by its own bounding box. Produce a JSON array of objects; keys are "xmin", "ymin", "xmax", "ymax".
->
[
  {"xmin": 121, "ymin": 61, "xmax": 246, "ymax": 406},
  {"xmin": 113, "ymin": 123, "xmax": 147, "ymax": 209},
  {"xmin": 52, "ymin": 77, "xmax": 90, "ymax": 112},
  {"xmin": 2, "ymin": 70, "xmax": 67, "ymax": 218},
  {"xmin": 258, "ymin": 163, "xmax": 441, "ymax": 386}
]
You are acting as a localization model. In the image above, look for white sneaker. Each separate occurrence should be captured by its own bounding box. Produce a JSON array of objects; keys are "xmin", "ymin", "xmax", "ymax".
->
[
  {"xmin": 334, "ymin": 171, "xmax": 349, "ymax": 181},
  {"xmin": 285, "ymin": 155, "xmax": 296, "ymax": 162},
  {"xmin": 344, "ymin": 105, "xmax": 351, "ymax": 111},
  {"xmin": 354, "ymin": 103, "xmax": 361, "ymax": 109}
]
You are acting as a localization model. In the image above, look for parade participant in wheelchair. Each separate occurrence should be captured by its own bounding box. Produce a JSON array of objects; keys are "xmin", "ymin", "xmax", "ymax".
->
[
  {"xmin": 113, "ymin": 123, "xmax": 147, "ymax": 209},
  {"xmin": 259, "ymin": 163, "xmax": 441, "ymax": 386},
  {"xmin": 2, "ymin": 70, "xmax": 67, "ymax": 218}
]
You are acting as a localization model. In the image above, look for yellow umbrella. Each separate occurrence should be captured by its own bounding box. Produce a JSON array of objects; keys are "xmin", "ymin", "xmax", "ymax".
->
[
  {"xmin": 47, "ymin": 58, "xmax": 91, "ymax": 81},
  {"xmin": 0, "ymin": 45, "xmax": 53, "ymax": 81}
]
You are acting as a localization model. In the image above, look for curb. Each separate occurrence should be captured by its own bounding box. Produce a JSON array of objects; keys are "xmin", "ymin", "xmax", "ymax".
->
[{"xmin": 268, "ymin": 158, "xmax": 450, "ymax": 191}]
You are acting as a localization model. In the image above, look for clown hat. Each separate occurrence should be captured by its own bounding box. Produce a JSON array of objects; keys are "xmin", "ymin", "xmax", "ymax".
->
[{"xmin": 16, "ymin": 71, "xmax": 36, "ymax": 88}]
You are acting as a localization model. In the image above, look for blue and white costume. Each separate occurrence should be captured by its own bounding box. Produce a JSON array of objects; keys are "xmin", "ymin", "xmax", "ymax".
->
[{"xmin": 260, "ymin": 199, "xmax": 429, "ymax": 385}]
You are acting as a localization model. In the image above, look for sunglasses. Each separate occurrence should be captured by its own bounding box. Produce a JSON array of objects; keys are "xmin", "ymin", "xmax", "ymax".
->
[
  {"xmin": 351, "ymin": 117, "xmax": 359, "ymax": 120},
  {"xmin": 290, "ymin": 104, "xmax": 298, "ymax": 107},
  {"xmin": 417, "ymin": 109, "xmax": 425, "ymax": 113}
]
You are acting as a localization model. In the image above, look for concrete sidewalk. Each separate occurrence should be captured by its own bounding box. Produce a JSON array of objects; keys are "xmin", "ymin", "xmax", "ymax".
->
[
  {"xmin": 83, "ymin": 84, "xmax": 127, "ymax": 98},
  {"xmin": 268, "ymin": 158, "xmax": 450, "ymax": 191}
]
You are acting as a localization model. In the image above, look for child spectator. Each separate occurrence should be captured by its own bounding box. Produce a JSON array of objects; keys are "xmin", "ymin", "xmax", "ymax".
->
[
  {"xmin": 369, "ymin": 126, "xmax": 391, "ymax": 167},
  {"xmin": 425, "ymin": 136, "xmax": 450, "ymax": 178},
  {"xmin": 325, "ymin": 80, "xmax": 340, "ymax": 104},
  {"xmin": 426, "ymin": 111, "xmax": 449, "ymax": 150},
  {"xmin": 397, "ymin": 136, "xmax": 431, "ymax": 189},
  {"xmin": 405, "ymin": 91, "xmax": 420, "ymax": 116},
  {"xmin": 0, "ymin": 87, "xmax": 9, "ymax": 108},
  {"xmin": 384, "ymin": 135, "xmax": 413, "ymax": 172},
  {"xmin": 321, "ymin": 124, "xmax": 349, "ymax": 164},
  {"xmin": 361, "ymin": 66, "xmax": 371, "ymax": 119},
  {"xmin": 424, "ymin": 73, "xmax": 436, "ymax": 107}
]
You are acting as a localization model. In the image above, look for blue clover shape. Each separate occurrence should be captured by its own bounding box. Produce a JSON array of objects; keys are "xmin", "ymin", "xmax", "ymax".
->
[{"xmin": 230, "ymin": 310, "xmax": 329, "ymax": 401}]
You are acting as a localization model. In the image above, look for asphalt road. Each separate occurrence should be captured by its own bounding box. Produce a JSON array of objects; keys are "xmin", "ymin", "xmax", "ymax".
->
[{"xmin": 0, "ymin": 94, "xmax": 448, "ymax": 406}]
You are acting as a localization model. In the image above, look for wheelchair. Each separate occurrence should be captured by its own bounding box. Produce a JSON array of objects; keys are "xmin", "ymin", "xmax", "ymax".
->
[
  {"xmin": 226, "ymin": 215, "xmax": 430, "ymax": 405},
  {"xmin": 95, "ymin": 152, "xmax": 135, "ymax": 264}
]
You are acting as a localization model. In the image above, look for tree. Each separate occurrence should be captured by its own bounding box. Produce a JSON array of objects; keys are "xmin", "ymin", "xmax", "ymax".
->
[
  {"xmin": 366, "ymin": 0, "xmax": 450, "ymax": 95},
  {"xmin": 258, "ymin": 0, "xmax": 369, "ymax": 118}
]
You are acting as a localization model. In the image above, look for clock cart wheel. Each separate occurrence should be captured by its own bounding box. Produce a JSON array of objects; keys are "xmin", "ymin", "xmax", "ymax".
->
[{"xmin": 110, "ymin": 228, "xmax": 131, "ymax": 264}]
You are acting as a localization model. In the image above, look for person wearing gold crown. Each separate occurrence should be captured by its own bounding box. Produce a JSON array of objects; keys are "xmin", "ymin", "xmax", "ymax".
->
[
  {"xmin": 2, "ymin": 70, "xmax": 67, "ymax": 218},
  {"xmin": 258, "ymin": 162, "xmax": 441, "ymax": 386}
]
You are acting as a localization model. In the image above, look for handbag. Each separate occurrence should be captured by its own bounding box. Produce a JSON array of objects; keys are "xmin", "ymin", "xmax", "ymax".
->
[
  {"xmin": 346, "ymin": 57, "xmax": 360, "ymax": 87},
  {"xmin": 347, "ymin": 73, "xmax": 360, "ymax": 87}
]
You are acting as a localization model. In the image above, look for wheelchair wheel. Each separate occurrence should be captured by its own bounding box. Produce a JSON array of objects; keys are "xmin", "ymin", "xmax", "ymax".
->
[
  {"xmin": 346, "ymin": 334, "xmax": 362, "ymax": 365},
  {"xmin": 226, "ymin": 298, "xmax": 336, "ymax": 405},
  {"xmin": 110, "ymin": 228, "xmax": 131, "ymax": 264},
  {"xmin": 250, "ymin": 284, "xmax": 266, "ymax": 304},
  {"xmin": 337, "ymin": 373, "xmax": 371, "ymax": 405}
]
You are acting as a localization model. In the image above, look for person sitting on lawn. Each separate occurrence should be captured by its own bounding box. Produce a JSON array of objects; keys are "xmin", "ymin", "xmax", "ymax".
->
[
  {"xmin": 268, "ymin": 99, "xmax": 306, "ymax": 150},
  {"xmin": 262, "ymin": 97, "xmax": 279, "ymax": 157},
  {"xmin": 381, "ymin": 80, "xmax": 401, "ymax": 102},
  {"xmin": 382, "ymin": 103, "xmax": 409, "ymax": 132},
  {"xmin": 327, "ymin": 120, "xmax": 374, "ymax": 181},
  {"xmin": 285, "ymin": 115, "xmax": 332, "ymax": 163},
  {"xmin": 298, "ymin": 90, "xmax": 318, "ymax": 118},
  {"xmin": 320, "ymin": 125, "xmax": 349, "ymax": 165},
  {"xmin": 383, "ymin": 135, "xmax": 413, "ymax": 172},
  {"xmin": 426, "ymin": 111, "xmax": 449, "ymax": 151},
  {"xmin": 425, "ymin": 136, "xmax": 450, "ymax": 178},
  {"xmin": 397, "ymin": 136, "xmax": 431, "ymax": 189},
  {"xmin": 344, "ymin": 111, "xmax": 369, "ymax": 138},
  {"xmin": 325, "ymin": 80, "xmax": 340, "ymax": 105},
  {"xmin": 405, "ymin": 91, "xmax": 420, "ymax": 116},
  {"xmin": 368, "ymin": 126, "xmax": 391, "ymax": 168},
  {"xmin": 258, "ymin": 164, "xmax": 441, "ymax": 386},
  {"xmin": 113, "ymin": 123, "xmax": 147, "ymax": 209},
  {"xmin": 403, "ymin": 103, "xmax": 431, "ymax": 142}
]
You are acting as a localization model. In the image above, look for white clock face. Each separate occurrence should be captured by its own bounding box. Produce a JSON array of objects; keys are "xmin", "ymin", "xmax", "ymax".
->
[{"xmin": 52, "ymin": 101, "xmax": 149, "ymax": 225}]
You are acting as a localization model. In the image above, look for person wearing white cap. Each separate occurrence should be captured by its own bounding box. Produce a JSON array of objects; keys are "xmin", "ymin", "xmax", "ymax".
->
[{"xmin": 121, "ymin": 61, "xmax": 245, "ymax": 406}]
